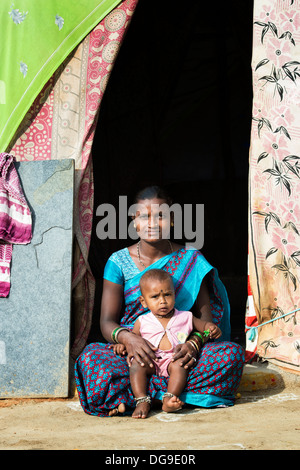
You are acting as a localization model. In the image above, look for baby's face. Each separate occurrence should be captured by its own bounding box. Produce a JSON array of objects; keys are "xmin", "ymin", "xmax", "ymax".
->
[{"xmin": 140, "ymin": 278, "xmax": 175, "ymax": 316}]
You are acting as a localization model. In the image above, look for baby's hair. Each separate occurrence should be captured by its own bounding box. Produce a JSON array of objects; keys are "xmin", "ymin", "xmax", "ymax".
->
[{"xmin": 139, "ymin": 269, "xmax": 174, "ymax": 293}]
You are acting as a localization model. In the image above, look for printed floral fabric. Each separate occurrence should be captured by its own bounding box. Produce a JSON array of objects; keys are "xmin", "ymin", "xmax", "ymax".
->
[
  {"xmin": 6, "ymin": 0, "xmax": 140, "ymax": 357},
  {"xmin": 0, "ymin": 0, "xmax": 123, "ymax": 152},
  {"xmin": 248, "ymin": 0, "xmax": 300, "ymax": 371}
]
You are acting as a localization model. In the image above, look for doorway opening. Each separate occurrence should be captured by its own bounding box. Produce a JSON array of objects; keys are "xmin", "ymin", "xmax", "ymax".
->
[{"xmin": 88, "ymin": 0, "xmax": 254, "ymax": 346}]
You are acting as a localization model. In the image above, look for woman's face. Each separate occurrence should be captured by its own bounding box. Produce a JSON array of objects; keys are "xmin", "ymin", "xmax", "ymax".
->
[{"xmin": 134, "ymin": 197, "xmax": 172, "ymax": 242}]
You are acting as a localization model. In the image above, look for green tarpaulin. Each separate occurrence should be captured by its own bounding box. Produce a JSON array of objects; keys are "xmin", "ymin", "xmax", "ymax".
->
[{"xmin": 0, "ymin": 0, "xmax": 121, "ymax": 151}]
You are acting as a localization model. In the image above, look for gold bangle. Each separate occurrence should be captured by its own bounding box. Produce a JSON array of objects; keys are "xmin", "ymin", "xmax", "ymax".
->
[
  {"xmin": 189, "ymin": 338, "xmax": 201, "ymax": 349},
  {"xmin": 191, "ymin": 335, "xmax": 203, "ymax": 348},
  {"xmin": 187, "ymin": 339, "xmax": 200, "ymax": 354}
]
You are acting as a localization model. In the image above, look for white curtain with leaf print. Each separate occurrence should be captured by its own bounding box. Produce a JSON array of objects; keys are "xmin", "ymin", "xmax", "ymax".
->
[{"xmin": 248, "ymin": 0, "xmax": 300, "ymax": 372}]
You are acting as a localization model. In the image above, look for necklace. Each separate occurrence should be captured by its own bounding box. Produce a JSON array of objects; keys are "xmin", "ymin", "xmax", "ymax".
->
[
  {"xmin": 154, "ymin": 308, "xmax": 175, "ymax": 318},
  {"xmin": 137, "ymin": 240, "xmax": 173, "ymax": 268}
]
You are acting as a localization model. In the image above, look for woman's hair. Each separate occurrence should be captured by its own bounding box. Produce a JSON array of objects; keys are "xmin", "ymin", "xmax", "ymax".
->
[{"xmin": 133, "ymin": 185, "xmax": 173, "ymax": 206}]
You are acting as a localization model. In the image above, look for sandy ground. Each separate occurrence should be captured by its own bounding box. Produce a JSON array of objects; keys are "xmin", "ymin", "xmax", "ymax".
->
[{"xmin": 0, "ymin": 385, "xmax": 299, "ymax": 451}]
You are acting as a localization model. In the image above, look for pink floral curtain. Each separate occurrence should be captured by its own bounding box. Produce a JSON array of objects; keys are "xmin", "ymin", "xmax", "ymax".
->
[
  {"xmin": 248, "ymin": 0, "xmax": 300, "ymax": 372},
  {"xmin": 8, "ymin": 0, "xmax": 139, "ymax": 358}
]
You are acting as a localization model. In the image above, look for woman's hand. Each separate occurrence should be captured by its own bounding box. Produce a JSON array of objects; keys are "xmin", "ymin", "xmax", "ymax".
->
[
  {"xmin": 120, "ymin": 330, "xmax": 158, "ymax": 368},
  {"xmin": 171, "ymin": 342, "xmax": 198, "ymax": 369}
]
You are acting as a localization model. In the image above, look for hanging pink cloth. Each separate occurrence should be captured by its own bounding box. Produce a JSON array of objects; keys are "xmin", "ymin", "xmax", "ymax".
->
[{"xmin": 0, "ymin": 152, "xmax": 32, "ymax": 296}]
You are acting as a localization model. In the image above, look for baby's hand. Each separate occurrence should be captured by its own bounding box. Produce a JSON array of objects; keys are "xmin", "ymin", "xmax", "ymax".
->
[
  {"xmin": 206, "ymin": 323, "xmax": 222, "ymax": 340},
  {"xmin": 109, "ymin": 343, "xmax": 127, "ymax": 356}
]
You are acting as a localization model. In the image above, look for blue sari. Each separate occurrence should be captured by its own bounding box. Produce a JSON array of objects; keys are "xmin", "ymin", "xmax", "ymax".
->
[{"xmin": 75, "ymin": 247, "xmax": 245, "ymax": 416}]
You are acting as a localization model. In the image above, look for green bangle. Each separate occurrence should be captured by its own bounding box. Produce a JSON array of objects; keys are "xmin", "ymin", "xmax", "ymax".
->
[
  {"xmin": 191, "ymin": 331, "xmax": 204, "ymax": 344},
  {"xmin": 192, "ymin": 330, "xmax": 210, "ymax": 343},
  {"xmin": 111, "ymin": 327, "xmax": 119, "ymax": 343},
  {"xmin": 111, "ymin": 327, "xmax": 130, "ymax": 344}
]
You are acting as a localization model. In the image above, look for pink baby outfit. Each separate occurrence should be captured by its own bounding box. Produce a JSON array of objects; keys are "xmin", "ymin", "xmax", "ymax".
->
[
  {"xmin": 0, "ymin": 153, "xmax": 32, "ymax": 297},
  {"xmin": 138, "ymin": 308, "xmax": 193, "ymax": 377}
]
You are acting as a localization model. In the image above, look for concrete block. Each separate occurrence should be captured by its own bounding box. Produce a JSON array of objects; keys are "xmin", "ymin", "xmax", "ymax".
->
[{"xmin": 0, "ymin": 159, "xmax": 74, "ymax": 398}]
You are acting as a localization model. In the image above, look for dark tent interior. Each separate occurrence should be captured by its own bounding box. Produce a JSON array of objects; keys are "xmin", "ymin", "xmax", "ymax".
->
[{"xmin": 87, "ymin": 0, "xmax": 254, "ymax": 347}]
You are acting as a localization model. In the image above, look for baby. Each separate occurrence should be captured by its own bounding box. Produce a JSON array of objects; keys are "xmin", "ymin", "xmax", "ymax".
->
[{"xmin": 113, "ymin": 268, "xmax": 222, "ymax": 418}]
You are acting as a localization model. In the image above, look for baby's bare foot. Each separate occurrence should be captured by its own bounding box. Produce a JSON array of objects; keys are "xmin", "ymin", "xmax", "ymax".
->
[
  {"xmin": 132, "ymin": 402, "xmax": 151, "ymax": 419},
  {"xmin": 162, "ymin": 395, "xmax": 184, "ymax": 413}
]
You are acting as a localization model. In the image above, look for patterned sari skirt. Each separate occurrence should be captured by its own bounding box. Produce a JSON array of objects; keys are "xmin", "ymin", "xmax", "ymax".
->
[{"xmin": 75, "ymin": 247, "xmax": 245, "ymax": 416}]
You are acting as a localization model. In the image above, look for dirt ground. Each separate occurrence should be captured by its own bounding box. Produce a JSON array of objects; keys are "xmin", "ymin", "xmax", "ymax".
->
[{"xmin": 0, "ymin": 384, "xmax": 299, "ymax": 451}]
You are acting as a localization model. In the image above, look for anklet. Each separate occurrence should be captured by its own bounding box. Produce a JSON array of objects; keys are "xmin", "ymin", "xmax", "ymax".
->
[
  {"xmin": 134, "ymin": 395, "xmax": 151, "ymax": 406},
  {"xmin": 162, "ymin": 392, "xmax": 175, "ymax": 400}
]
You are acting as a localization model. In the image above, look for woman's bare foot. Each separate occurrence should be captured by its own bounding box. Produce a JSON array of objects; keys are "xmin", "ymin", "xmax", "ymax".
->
[
  {"xmin": 132, "ymin": 401, "xmax": 151, "ymax": 419},
  {"xmin": 162, "ymin": 395, "xmax": 184, "ymax": 412},
  {"xmin": 108, "ymin": 403, "xmax": 126, "ymax": 416}
]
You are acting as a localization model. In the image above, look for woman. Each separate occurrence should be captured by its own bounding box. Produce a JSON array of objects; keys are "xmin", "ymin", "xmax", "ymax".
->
[{"xmin": 75, "ymin": 186, "xmax": 245, "ymax": 416}]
